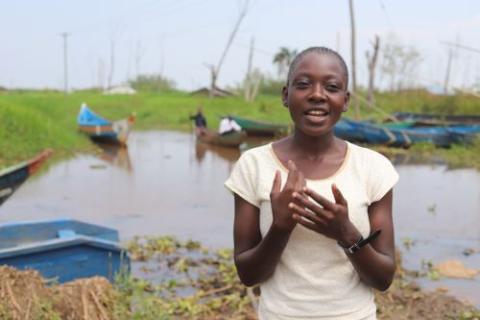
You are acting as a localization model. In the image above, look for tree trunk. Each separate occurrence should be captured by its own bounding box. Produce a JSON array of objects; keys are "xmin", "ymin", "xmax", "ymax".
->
[
  {"xmin": 348, "ymin": 0, "xmax": 360, "ymax": 119},
  {"xmin": 209, "ymin": 0, "xmax": 249, "ymax": 98},
  {"xmin": 244, "ymin": 37, "xmax": 254, "ymax": 102},
  {"xmin": 366, "ymin": 36, "xmax": 380, "ymax": 107},
  {"xmin": 209, "ymin": 66, "xmax": 217, "ymax": 99},
  {"xmin": 107, "ymin": 39, "xmax": 115, "ymax": 89},
  {"xmin": 444, "ymin": 49, "xmax": 453, "ymax": 95}
]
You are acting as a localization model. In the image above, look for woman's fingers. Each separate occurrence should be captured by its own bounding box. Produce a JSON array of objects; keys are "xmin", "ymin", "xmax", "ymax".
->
[
  {"xmin": 270, "ymin": 170, "xmax": 281, "ymax": 194},
  {"xmin": 303, "ymin": 187, "xmax": 336, "ymax": 211},
  {"xmin": 296, "ymin": 170, "xmax": 306, "ymax": 191},
  {"xmin": 289, "ymin": 202, "xmax": 327, "ymax": 227},
  {"xmin": 285, "ymin": 160, "xmax": 298, "ymax": 189},
  {"xmin": 292, "ymin": 192, "xmax": 333, "ymax": 220},
  {"xmin": 332, "ymin": 184, "xmax": 347, "ymax": 206}
]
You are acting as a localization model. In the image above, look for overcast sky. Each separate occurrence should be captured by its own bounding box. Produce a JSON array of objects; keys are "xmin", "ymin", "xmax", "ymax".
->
[{"xmin": 1, "ymin": 0, "xmax": 479, "ymax": 91}]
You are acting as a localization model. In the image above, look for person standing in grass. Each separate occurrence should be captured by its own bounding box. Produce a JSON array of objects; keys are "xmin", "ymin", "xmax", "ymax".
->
[{"xmin": 225, "ymin": 47, "xmax": 398, "ymax": 320}]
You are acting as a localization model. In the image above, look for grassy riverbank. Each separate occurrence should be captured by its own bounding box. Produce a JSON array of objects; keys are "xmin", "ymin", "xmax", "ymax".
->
[{"xmin": 0, "ymin": 90, "xmax": 479, "ymax": 168}]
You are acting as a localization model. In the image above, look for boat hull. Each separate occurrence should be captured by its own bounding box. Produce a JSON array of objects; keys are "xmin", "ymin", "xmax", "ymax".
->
[
  {"xmin": 0, "ymin": 150, "xmax": 52, "ymax": 206},
  {"xmin": 196, "ymin": 129, "xmax": 246, "ymax": 148},
  {"xmin": 334, "ymin": 118, "xmax": 472, "ymax": 147},
  {"xmin": 231, "ymin": 116, "xmax": 288, "ymax": 136},
  {"xmin": 0, "ymin": 219, "xmax": 129, "ymax": 283}
]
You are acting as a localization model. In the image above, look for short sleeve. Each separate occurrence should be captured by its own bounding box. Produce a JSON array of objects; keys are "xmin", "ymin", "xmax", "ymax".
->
[
  {"xmin": 224, "ymin": 151, "xmax": 261, "ymax": 208},
  {"xmin": 367, "ymin": 152, "xmax": 399, "ymax": 204}
]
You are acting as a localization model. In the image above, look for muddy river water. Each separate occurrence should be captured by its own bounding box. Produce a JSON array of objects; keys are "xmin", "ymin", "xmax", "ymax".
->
[{"xmin": 0, "ymin": 131, "xmax": 479, "ymax": 306}]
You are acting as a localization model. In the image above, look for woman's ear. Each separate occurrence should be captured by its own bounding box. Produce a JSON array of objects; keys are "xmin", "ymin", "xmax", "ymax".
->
[
  {"xmin": 343, "ymin": 91, "xmax": 350, "ymax": 112},
  {"xmin": 281, "ymin": 86, "xmax": 288, "ymax": 108}
]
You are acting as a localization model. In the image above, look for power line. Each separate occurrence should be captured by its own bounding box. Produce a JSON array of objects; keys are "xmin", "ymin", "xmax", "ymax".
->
[
  {"xmin": 378, "ymin": 0, "xmax": 394, "ymax": 30},
  {"xmin": 440, "ymin": 41, "xmax": 480, "ymax": 55}
]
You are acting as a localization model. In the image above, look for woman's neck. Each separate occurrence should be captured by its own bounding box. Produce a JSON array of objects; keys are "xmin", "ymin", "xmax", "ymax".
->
[{"xmin": 290, "ymin": 129, "xmax": 339, "ymax": 158}]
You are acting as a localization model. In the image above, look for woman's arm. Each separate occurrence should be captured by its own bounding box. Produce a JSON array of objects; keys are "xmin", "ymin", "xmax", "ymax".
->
[
  {"xmin": 233, "ymin": 194, "xmax": 292, "ymax": 286},
  {"xmin": 233, "ymin": 162, "xmax": 305, "ymax": 287},
  {"xmin": 290, "ymin": 186, "xmax": 396, "ymax": 291},
  {"xmin": 340, "ymin": 190, "xmax": 396, "ymax": 291}
]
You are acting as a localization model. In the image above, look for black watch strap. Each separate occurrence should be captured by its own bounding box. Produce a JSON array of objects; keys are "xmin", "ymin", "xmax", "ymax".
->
[{"xmin": 340, "ymin": 229, "xmax": 382, "ymax": 254}]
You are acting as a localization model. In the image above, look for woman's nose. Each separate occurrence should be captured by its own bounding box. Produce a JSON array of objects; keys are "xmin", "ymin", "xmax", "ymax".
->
[{"xmin": 309, "ymin": 83, "xmax": 326, "ymax": 100}]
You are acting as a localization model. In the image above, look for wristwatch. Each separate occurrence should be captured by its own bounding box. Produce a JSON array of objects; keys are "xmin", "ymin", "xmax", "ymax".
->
[{"xmin": 339, "ymin": 230, "xmax": 381, "ymax": 254}]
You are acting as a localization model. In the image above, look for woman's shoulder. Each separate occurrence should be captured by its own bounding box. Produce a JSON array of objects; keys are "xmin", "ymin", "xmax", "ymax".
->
[
  {"xmin": 346, "ymin": 141, "xmax": 393, "ymax": 165},
  {"xmin": 238, "ymin": 143, "xmax": 273, "ymax": 162}
]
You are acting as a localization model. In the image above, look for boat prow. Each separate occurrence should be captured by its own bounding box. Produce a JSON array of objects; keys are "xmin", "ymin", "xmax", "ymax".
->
[
  {"xmin": 77, "ymin": 103, "xmax": 135, "ymax": 146},
  {"xmin": 0, "ymin": 149, "xmax": 53, "ymax": 207}
]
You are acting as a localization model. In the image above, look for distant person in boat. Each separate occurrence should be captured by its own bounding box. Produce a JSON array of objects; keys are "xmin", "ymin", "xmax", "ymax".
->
[
  {"xmin": 225, "ymin": 47, "xmax": 399, "ymax": 320},
  {"xmin": 190, "ymin": 106, "xmax": 207, "ymax": 135},
  {"xmin": 218, "ymin": 116, "xmax": 242, "ymax": 135}
]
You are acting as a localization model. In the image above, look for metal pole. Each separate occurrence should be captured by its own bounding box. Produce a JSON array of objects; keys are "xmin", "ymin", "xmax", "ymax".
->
[{"xmin": 61, "ymin": 32, "xmax": 69, "ymax": 94}]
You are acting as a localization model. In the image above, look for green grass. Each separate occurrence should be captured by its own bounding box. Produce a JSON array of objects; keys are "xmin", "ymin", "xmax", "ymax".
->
[{"xmin": 0, "ymin": 89, "xmax": 479, "ymax": 168}]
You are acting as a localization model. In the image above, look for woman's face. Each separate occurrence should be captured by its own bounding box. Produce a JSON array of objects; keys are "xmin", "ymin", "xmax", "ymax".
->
[{"xmin": 282, "ymin": 52, "xmax": 349, "ymax": 137}]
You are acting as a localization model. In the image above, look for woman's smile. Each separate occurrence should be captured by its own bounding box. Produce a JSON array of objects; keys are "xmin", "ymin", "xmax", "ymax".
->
[{"xmin": 304, "ymin": 108, "xmax": 330, "ymax": 125}]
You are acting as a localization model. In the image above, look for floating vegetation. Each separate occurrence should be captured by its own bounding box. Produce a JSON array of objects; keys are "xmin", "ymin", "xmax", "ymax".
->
[
  {"xmin": 119, "ymin": 235, "xmax": 256, "ymax": 319},
  {"xmin": 1, "ymin": 236, "xmax": 479, "ymax": 319}
]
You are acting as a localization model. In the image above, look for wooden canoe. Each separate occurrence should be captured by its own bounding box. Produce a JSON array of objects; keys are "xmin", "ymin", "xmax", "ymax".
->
[
  {"xmin": 0, "ymin": 218, "xmax": 129, "ymax": 283},
  {"xmin": 196, "ymin": 129, "xmax": 246, "ymax": 148},
  {"xmin": 0, "ymin": 149, "xmax": 52, "ymax": 207},
  {"xmin": 334, "ymin": 118, "xmax": 474, "ymax": 147},
  {"xmin": 231, "ymin": 115, "xmax": 288, "ymax": 136},
  {"xmin": 77, "ymin": 103, "xmax": 135, "ymax": 146}
]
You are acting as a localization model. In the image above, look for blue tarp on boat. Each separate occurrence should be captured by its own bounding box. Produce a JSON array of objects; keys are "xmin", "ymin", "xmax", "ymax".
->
[{"xmin": 77, "ymin": 103, "xmax": 111, "ymax": 126}]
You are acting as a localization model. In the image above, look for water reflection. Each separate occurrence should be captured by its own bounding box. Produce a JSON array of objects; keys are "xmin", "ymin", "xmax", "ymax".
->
[
  {"xmin": 95, "ymin": 142, "xmax": 133, "ymax": 172},
  {"xmin": 195, "ymin": 142, "xmax": 240, "ymax": 164},
  {"xmin": 0, "ymin": 131, "xmax": 478, "ymax": 306}
]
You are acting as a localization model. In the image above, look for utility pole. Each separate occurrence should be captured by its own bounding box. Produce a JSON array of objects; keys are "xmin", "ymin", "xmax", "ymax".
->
[
  {"xmin": 348, "ymin": 0, "xmax": 360, "ymax": 119},
  {"xmin": 61, "ymin": 32, "xmax": 69, "ymax": 95}
]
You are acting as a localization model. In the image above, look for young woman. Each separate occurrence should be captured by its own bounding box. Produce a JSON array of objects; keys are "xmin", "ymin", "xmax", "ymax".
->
[{"xmin": 225, "ymin": 47, "xmax": 399, "ymax": 320}]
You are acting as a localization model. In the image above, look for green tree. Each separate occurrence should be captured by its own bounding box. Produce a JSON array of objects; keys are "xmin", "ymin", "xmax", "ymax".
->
[{"xmin": 273, "ymin": 47, "xmax": 297, "ymax": 79}]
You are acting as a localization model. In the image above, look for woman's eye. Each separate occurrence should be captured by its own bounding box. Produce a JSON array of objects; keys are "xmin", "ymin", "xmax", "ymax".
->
[
  {"xmin": 295, "ymin": 81, "xmax": 309, "ymax": 88},
  {"xmin": 325, "ymin": 84, "xmax": 340, "ymax": 92}
]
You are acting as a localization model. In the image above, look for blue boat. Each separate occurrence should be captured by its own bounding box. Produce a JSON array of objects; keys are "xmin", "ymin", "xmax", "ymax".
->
[
  {"xmin": 0, "ymin": 218, "xmax": 129, "ymax": 283},
  {"xmin": 334, "ymin": 118, "xmax": 473, "ymax": 147},
  {"xmin": 393, "ymin": 112, "xmax": 480, "ymax": 125},
  {"xmin": 77, "ymin": 103, "xmax": 135, "ymax": 146}
]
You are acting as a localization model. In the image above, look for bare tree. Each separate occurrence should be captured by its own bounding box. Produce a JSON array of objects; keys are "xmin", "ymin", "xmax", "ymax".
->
[
  {"xmin": 107, "ymin": 37, "xmax": 115, "ymax": 89},
  {"xmin": 348, "ymin": 0, "xmax": 360, "ymax": 119},
  {"xmin": 381, "ymin": 38, "xmax": 422, "ymax": 91},
  {"xmin": 443, "ymin": 48, "xmax": 453, "ymax": 95},
  {"xmin": 135, "ymin": 40, "xmax": 145, "ymax": 79},
  {"xmin": 243, "ymin": 38, "xmax": 262, "ymax": 103},
  {"xmin": 97, "ymin": 58, "xmax": 106, "ymax": 90},
  {"xmin": 207, "ymin": 0, "xmax": 249, "ymax": 98},
  {"xmin": 244, "ymin": 37, "xmax": 254, "ymax": 101},
  {"xmin": 366, "ymin": 35, "xmax": 380, "ymax": 107}
]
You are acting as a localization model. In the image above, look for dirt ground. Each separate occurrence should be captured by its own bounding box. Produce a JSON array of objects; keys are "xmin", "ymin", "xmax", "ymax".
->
[{"xmin": 0, "ymin": 266, "xmax": 116, "ymax": 320}]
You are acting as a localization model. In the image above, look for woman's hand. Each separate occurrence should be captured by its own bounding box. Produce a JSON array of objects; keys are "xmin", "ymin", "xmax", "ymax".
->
[
  {"xmin": 270, "ymin": 161, "xmax": 306, "ymax": 233},
  {"xmin": 289, "ymin": 184, "xmax": 361, "ymax": 245}
]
